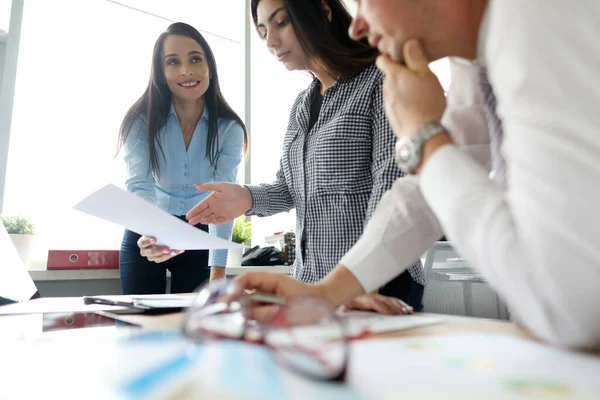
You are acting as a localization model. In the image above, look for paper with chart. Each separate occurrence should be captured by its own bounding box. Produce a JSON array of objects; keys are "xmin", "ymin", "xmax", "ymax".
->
[
  {"xmin": 73, "ymin": 184, "xmax": 242, "ymax": 250},
  {"xmin": 347, "ymin": 334, "xmax": 600, "ymax": 399}
]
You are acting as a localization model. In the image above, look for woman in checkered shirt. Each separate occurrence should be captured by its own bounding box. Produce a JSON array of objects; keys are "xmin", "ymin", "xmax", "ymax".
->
[{"xmin": 179, "ymin": 0, "xmax": 424, "ymax": 312}]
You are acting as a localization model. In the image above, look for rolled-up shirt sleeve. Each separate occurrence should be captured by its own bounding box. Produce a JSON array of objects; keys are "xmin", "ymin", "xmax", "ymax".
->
[
  {"xmin": 245, "ymin": 157, "xmax": 295, "ymax": 217},
  {"xmin": 341, "ymin": 58, "xmax": 490, "ymax": 292}
]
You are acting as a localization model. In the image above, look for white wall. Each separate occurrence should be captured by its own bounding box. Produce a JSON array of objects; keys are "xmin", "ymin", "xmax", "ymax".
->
[
  {"xmin": 0, "ymin": 38, "xmax": 5, "ymax": 82},
  {"xmin": 0, "ymin": 35, "xmax": 8, "ymax": 214},
  {"xmin": 0, "ymin": 0, "xmax": 23, "ymax": 214}
]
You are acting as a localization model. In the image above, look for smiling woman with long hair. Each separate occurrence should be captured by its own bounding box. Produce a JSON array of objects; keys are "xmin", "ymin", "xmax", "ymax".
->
[
  {"xmin": 117, "ymin": 22, "xmax": 248, "ymax": 295},
  {"xmin": 184, "ymin": 0, "xmax": 425, "ymax": 312}
]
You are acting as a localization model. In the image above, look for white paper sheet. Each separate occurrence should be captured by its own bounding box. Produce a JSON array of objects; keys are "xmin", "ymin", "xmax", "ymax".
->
[
  {"xmin": 0, "ymin": 224, "xmax": 37, "ymax": 302},
  {"xmin": 348, "ymin": 334, "xmax": 600, "ymax": 399},
  {"xmin": 0, "ymin": 296, "xmax": 127, "ymax": 315},
  {"xmin": 264, "ymin": 313, "xmax": 444, "ymax": 343},
  {"xmin": 341, "ymin": 311, "xmax": 444, "ymax": 337},
  {"xmin": 73, "ymin": 184, "xmax": 242, "ymax": 250}
]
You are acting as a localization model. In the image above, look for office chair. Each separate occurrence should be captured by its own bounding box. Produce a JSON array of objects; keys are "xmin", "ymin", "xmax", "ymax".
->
[{"xmin": 422, "ymin": 241, "xmax": 509, "ymax": 320}]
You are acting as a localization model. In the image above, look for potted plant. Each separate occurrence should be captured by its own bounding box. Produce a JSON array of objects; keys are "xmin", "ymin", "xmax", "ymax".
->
[
  {"xmin": 1, "ymin": 215, "xmax": 36, "ymax": 268},
  {"xmin": 227, "ymin": 216, "xmax": 251, "ymax": 267}
]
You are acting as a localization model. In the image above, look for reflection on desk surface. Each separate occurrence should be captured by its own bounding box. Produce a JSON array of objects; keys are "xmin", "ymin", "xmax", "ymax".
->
[
  {"xmin": 0, "ymin": 311, "xmax": 140, "ymax": 340},
  {"xmin": 0, "ymin": 329, "xmax": 364, "ymax": 400},
  {"xmin": 42, "ymin": 311, "xmax": 140, "ymax": 332}
]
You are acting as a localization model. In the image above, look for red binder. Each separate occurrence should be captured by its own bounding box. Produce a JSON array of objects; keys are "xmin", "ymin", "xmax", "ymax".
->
[{"xmin": 47, "ymin": 250, "xmax": 119, "ymax": 270}]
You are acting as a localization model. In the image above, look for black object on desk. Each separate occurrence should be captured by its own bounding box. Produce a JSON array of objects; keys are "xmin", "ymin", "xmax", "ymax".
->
[
  {"xmin": 83, "ymin": 296, "xmax": 184, "ymax": 315},
  {"xmin": 242, "ymin": 246, "xmax": 284, "ymax": 266}
]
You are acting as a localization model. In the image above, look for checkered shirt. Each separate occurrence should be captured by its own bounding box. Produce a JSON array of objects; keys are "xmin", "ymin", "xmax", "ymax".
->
[{"xmin": 246, "ymin": 64, "xmax": 425, "ymax": 286}]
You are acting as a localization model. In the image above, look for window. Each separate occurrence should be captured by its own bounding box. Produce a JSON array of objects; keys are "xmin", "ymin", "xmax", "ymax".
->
[
  {"xmin": 249, "ymin": 26, "xmax": 311, "ymax": 246},
  {"xmin": 3, "ymin": 0, "xmax": 244, "ymax": 261}
]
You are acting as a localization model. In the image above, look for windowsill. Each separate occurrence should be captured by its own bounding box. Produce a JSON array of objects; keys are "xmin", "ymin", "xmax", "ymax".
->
[
  {"xmin": 24, "ymin": 242, "xmax": 292, "ymax": 282},
  {"xmin": 28, "ymin": 264, "xmax": 291, "ymax": 281}
]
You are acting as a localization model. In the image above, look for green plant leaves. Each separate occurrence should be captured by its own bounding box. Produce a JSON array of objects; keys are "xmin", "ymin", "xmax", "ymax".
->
[
  {"xmin": 0, "ymin": 215, "xmax": 36, "ymax": 235},
  {"xmin": 231, "ymin": 217, "xmax": 251, "ymax": 244}
]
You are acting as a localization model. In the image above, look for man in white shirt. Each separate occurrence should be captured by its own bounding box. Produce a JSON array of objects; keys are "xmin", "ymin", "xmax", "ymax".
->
[{"xmin": 236, "ymin": 0, "xmax": 600, "ymax": 349}]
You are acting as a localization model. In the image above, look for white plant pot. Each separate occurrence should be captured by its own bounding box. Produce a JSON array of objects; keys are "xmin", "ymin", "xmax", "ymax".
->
[
  {"xmin": 227, "ymin": 247, "xmax": 244, "ymax": 267},
  {"xmin": 9, "ymin": 234, "xmax": 36, "ymax": 268}
]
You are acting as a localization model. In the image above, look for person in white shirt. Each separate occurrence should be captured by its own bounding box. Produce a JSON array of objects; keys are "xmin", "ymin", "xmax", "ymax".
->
[{"xmin": 235, "ymin": 0, "xmax": 600, "ymax": 349}]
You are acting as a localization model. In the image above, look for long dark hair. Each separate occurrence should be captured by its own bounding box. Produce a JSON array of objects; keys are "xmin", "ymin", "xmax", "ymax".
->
[
  {"xmin": 118, "ymin": 22, "xmax": 248, "ymax": 177},
  {"xmin": 250, "ymin": 0, "xmax": 378, "ymax": 78}
]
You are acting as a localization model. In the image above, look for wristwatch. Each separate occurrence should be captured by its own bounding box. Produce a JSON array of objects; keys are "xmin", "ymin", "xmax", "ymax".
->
[{"xmin": 394, "ymin": 121, "xmax": 447, "ymax": 174}]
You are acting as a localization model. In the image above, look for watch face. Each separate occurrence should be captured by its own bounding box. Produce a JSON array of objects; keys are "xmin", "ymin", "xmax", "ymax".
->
[
  {"xmin": 393, "ymin": 122, "xmax": 445, "ymax": 173},
  {"xmin": 395, "ymin": 137, "xmax": 419, "ymax": 172},
  {"xmin": 397, "ymin": 141, "xmax": 412, "ymax": 162}
]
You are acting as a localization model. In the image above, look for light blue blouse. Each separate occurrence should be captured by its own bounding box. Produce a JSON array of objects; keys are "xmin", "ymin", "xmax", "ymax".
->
[{"xmin": 123, "ymin": 105, "xmax": 245, "ymax": 266}]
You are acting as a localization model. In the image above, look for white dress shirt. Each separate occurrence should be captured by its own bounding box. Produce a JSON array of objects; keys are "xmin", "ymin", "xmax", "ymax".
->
[
  {"xmin": 340, "ymin": 58, "xmax": 490, "ymax": 289},
  {"xmin": 345, "ymin": 0, "xmax": 600, "ymax": 349}
]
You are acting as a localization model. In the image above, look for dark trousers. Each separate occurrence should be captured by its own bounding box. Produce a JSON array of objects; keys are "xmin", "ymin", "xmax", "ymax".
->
[
  {"xmin": 119, "ymin": 217, "xmax": 210, "ymax": 295},
  {"xmin": 379, "ymin": 270, "xmax": 425, "ymax": 312}
]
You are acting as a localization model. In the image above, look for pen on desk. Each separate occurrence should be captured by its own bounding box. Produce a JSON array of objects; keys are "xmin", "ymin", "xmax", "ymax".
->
[{"xmin": 83, "ymin": 296, "xmax": 152, "ymax": 310}]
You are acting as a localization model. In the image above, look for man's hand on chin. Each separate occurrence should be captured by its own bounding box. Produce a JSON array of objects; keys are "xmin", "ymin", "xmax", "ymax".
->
[{"xmin": 376, "ymin": 39, "xmax": 447, "ymax": 137}]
